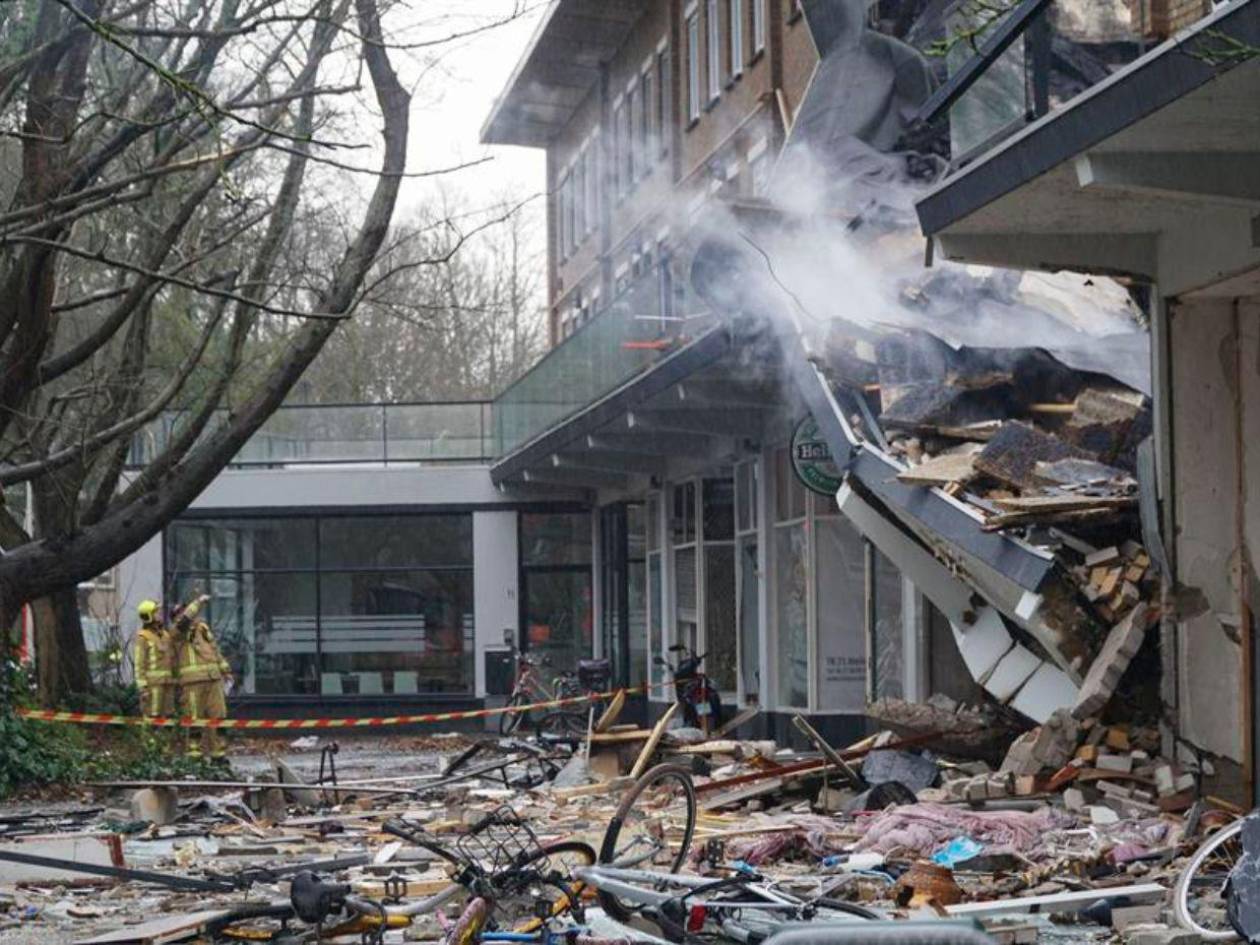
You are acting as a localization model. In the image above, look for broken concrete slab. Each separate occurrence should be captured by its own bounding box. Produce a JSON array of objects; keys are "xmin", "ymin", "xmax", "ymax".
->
[
  {"xmin": 129, "ymin": 787, "xmax": 179, "ymax": 827},
  {"xmin": 0, "ymin": 834, "xmax": 124, "ymax": 884}
]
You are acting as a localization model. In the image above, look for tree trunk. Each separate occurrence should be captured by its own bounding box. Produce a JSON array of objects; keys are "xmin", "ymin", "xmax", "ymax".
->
[{"xmin": 32, "ymin": 588, "xmax": 90, "ymax": 705}]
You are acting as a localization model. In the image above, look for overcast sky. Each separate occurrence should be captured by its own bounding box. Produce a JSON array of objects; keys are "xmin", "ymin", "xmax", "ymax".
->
[{"xmin": 392, "ymin": 3, "xmax": 548, "ymax": 215}]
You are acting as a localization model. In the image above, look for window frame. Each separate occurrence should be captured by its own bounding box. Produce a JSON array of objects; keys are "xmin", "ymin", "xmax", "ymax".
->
[
  {"xmin": 706, "ymin": 0, "xmax": 722, "ymax": 105},
  {"xmin": 686, "ymin": 8, "xmax": 701, "ymax": 124},
  {"xmin": 729, "ymin": 0, "xmax": 744, "ymax": 80},
  {"xmin": 752, "ymin": 0, "xmax": 766, "ymax": 55}
]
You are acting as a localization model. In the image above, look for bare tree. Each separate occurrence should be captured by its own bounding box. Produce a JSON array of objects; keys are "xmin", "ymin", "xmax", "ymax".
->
[
  {"xmin": 302, "ymin": 189, "xmax": 547, "ymax": 403},
  {"xmin": 0, "ymin": 0, "xmax": 526, "ymax": 702}
]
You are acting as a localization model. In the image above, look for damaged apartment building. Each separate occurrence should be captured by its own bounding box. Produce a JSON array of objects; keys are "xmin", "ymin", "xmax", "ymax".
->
[{"xmin": 107, "ymin": 0, "xmax": 1258, "ymax": 798}]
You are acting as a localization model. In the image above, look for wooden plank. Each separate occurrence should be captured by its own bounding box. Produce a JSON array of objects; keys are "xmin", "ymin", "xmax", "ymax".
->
[
  {"xmin": 896, "ymin": 451, "xmax": 978, "ymax": 486},
  {"xmin": 589, "ymin": 729, "xmax": 652, "ymax": 745},
  {"xmin": 630, "ymin": 703, "xmax": 678, "ymax": 779},
  {"xmin": 699, "ymin": 778, "xmax": 784, "ymax": 811},
  {"xmin": 671, "ymin": 740, "xmax": 776, "ymax": 758},
  {"xmin": 353, "ymin": 875, "xmax": 453, "ymax": 898},
  {"xmin": 593, "ymin": 690, "xmax": 626, "ymax": 733},
  {"xmin": 74, "ymin": 910, "xmax": 233, "ymax": 944},
  {"xmin": 550, "ymin": 776, "xmax": 634, "ymax": 799},
  {"xmin": 712, "ymin": 706, "xmax": 760, "ymax": 739},
  {"xmin": 944, "ymin": 883, "xmax": 1165, "ymax": 918}
]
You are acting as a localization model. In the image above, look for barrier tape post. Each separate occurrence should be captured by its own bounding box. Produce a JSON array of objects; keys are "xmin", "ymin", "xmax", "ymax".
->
[{"xmin": 16, "ymin": 680, "xmax": 674, "ymax": 730}]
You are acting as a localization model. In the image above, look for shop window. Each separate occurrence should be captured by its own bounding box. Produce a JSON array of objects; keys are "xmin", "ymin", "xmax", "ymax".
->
[
  {"xmin": 521, "ymin": 512, "xmax": 592, "ymax": 566},
  {"xmin": 813, "ymin": 518, "xmax": 867, "ymax": 711},
  {"xmin": 774, "ymin": 523, "xmax": 809, "ymax": 708},
  {"xmin": 648, "ymin": 553, "xmax": 665, "ymax": 689},
  {"xmin": 702, "ymin": 477, "xmax": 735, "ymax": 541},
  {"xmin": 774, "ymin": 447, "xmax": 807, "ymax": 522},
  {"xmin": 872, "ymin": 546, "xmax": 905, "ymax": 700},
  {"xmin": 738, "ymin": 537, "xmax": 760, "ymax": 699},
  {"xmin": 671, "ymin": 481, "xmax": 697, "ymax": 544},
  {"xmin": 521, "ymin": 511, "xmax": 594, "ymax": 676},
  {"xmin": 319, "ymin": 515, "xmax": 471, "ymax": 568},
  {"xmin": 705, "ymin": 544, "xmax": 737, "ymax": 690},
  {"xmin": 627, "ymin": 504, "xmax": 648, "ymax": 687},
  {"xmin": 165, "ymin": 513, "xmax": 474, "ymax": 697}
]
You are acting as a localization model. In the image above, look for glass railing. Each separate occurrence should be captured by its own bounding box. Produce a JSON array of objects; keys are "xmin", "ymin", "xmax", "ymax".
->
[
  {"xmin": 942, "ymin": 0, "xmax": 1150, "ymax": 162},
  {"xmin": 129, "ymin": 401, "xmax": 494, "ymax": 468},
  {"xmin": 492, "ymin": 261, "xmax": 713, "ymax": 457}
]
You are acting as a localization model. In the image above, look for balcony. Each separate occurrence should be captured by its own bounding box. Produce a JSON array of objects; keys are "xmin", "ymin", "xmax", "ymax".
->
[
  {"xmin": 492, "ymin": 259, "xmax": 713, "ymax": 457},
  {"xmin": 129, "ymin": 401, "xmax": 494, "ymax": 468},
  {"xmin": 926, "ymin": 0, "xmax": 1154, "ymax": 164}
]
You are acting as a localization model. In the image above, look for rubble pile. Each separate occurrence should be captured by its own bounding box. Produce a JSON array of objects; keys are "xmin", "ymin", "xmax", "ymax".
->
[{"xmin": 0, "ymin": 710, "xmax": 1242, "ymax": 945}]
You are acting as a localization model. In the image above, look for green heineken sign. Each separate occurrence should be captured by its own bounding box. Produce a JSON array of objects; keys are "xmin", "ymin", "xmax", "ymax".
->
[{"xmin": 791, "ymin": 416, "xmax": 842, "ymax": 496}]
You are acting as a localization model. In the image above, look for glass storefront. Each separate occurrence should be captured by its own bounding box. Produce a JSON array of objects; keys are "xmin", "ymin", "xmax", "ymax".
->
[
  {"xmin": 165, "ymin": 514, "xmax": 475, "ymax": 697},
  {"xmin": 521, "ymin": 512, "xmax": 593, "ymax": 676}
]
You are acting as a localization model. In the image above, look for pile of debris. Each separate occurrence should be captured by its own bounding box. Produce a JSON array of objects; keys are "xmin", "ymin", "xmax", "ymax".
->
[{"xmin": 0, "ymin": 714, "xmax": 1242, "ymax": 945}]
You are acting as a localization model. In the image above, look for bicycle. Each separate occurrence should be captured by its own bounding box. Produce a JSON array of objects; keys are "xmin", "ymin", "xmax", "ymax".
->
[
  {"xmin": 1173, "ymin": 815, "xmax": 1244, "ymax": 941},
  {"xmin": 441, "ymin": 896, "xmax": 633, "ymax": 945},
  {"xmin": 501, "ymin": 648, "xmax": 584, "ymax": 735},
  {"xmin": 576, "ymin": 863, "xmax": 879, "ymax": 944},
  {"xmin": 224, "ymin": 807, "xmax": 598, "ymax": 943},
  {"xmin": 535, "ymin": 658, "xmax": 613, "ymax": 740}
]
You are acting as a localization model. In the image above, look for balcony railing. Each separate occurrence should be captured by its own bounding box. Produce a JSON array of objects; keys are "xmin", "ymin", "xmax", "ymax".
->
[
  {"xmin": 919, "ymin": 0, "xmax": 1150, "ymax": 164},
  {"xmin": 129, "ymin": 401, "xmax": 494, "ymax": 468},
  {"xmin": 492, "ymin": 259, "xmax": 713, "ymax": 456}
]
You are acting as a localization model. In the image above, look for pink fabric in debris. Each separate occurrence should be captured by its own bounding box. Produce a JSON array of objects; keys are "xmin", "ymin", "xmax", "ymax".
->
[{"xmin": 853, "ymin": 803, "xmax": 1072, "ymax": 857}]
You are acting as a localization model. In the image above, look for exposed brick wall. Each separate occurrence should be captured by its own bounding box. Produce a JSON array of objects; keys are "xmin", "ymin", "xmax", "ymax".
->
[{"xmin": 1139, "ymin": 0, "xmax": 1212, "ymax": 37}]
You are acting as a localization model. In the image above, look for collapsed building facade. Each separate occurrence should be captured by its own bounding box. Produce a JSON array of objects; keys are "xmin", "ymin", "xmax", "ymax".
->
[{"xmin": 100, "ymin": 0, "xmax": 1257, "ymax": 800}]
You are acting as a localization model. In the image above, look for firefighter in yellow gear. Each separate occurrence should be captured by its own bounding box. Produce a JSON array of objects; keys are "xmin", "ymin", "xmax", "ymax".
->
[
  {"xmin": 134, "ymin": 599, "xmax": 175, "ymax": 718},
  {"xmin": 173, "ymin": 594, "xmax": 233, "ymax": 762}
]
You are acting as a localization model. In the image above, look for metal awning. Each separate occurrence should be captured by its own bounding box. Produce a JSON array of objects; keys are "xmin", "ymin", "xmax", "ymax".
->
[
  {"xmin": 915, "ymin": 0, "xmax": 1260, "ymax": 294},
  {"xmin": 480, "ymin": 0, "xmax": 650, "ymax": 148},
  {"xmin": 490, "ymin": 326, "xmax": 793, "ymax": 494}
]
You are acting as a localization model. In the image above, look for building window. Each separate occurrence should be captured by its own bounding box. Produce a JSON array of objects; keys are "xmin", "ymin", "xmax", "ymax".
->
[
  {"xmin": 612, "ymin": 100, "xmax": 625, "ymax": 197},
  {"xmin": 627, "ymin": 83, "xmax": 639, "ymax": 185},
  {"xmin": 556, "ymin": 174, "xmax": 568, "ymax": 260},
  {"xmin": 585, "ymin": 140, "xmax": 598, "ymax": 235},
  {"xmin": 707, "ymin": 0, "xmax": 722, "ymax": 103},
  {"xmin": 166, "ymin": 515, "xmax": 475, "ymax": 697},
  {"xmin": 656, "ymin": 44, "xmax": 671, "ymax": 156},
  {"xmin": 686, "ymin": 9, "xmax": 701, "ymax": 123},
  {"xmin": 575, "ymin": 156, "xmax": 586, "ymax": 242},
  {"xmin": 729, "ymin": 0, "xmax": 743, "ymax": 78},
  {"xmin": 752, "ymin": 0, "xmax": 765, "ymax": 54},
  {"xmin": 640, "ymin": 66, "xmax": 654, "ymax": 174}
]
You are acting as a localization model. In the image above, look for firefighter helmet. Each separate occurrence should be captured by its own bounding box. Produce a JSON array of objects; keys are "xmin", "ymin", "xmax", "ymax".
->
[{"xmin": 137, "ymin": 599, "xmax": 160, "ymax": 622}]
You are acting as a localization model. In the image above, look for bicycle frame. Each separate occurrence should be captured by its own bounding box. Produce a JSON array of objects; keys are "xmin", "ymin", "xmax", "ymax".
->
[{"xmin": 576, "ymin": 865, "xmax": 803, "ymax": 913}]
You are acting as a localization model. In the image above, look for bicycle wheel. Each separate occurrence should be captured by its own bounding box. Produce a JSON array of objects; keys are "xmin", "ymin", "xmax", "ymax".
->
[
  {"xmin": 495, "ymin": 840, "xmax": 597, "ymax": 931},
  {"xmin": 537, "ymin": 710, "xmax": 588, "ymax": 739},
  {"xmin": 447, "ymin": 897, "xmax": 490, "ymax": 945},
  {"xmin": 1174, "ymin": 819, "xmax": 1243, "ymax": 941},
  {"xmin": 597, "ymin": 764, "xmax": 697, "ymax": 921},
  {"xmin": 500, "ymin": 692, "xmax": 531, "ymax": 735}
]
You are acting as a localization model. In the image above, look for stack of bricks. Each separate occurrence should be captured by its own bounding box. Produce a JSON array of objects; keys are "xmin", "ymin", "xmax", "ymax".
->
[{"xmin": 1133, "ymin": 0, "xmax": 1213, "ymax": 38}]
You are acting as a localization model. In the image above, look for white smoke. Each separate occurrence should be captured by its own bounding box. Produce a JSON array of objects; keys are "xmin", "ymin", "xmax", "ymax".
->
[{"xmin": 688, "ymin": 136, "xmax": 1151, "ymax": 393}]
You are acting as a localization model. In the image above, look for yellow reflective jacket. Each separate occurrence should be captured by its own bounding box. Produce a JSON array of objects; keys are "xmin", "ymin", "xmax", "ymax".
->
[
  {"xmin": 134, "ymin": 625, "xmax": 174, "ymax": 690},
  {"xmin": 176, "ymin": 621, "xmax": 229, "ymax": 684}
]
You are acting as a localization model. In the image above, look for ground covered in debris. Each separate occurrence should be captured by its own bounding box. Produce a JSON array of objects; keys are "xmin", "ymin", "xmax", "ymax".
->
[{"xmin": 0, "ymin": 716, "xmax": 1238, "ymax": 945}]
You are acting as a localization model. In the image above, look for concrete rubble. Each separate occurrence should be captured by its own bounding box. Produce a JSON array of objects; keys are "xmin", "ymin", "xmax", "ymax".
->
[{"xmin": 0, "ymin": 702, "xmax": 1243, "ymax": 945}]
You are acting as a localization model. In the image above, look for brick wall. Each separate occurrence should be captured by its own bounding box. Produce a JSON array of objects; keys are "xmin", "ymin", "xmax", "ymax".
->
[{"xmin": 1139, "ymin": 0, "xmax": 1212, "ymax": 37}]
